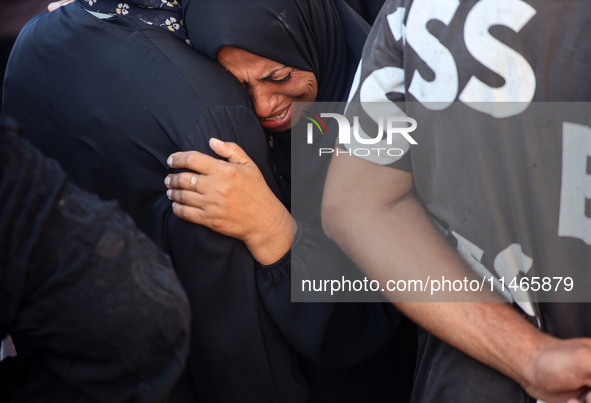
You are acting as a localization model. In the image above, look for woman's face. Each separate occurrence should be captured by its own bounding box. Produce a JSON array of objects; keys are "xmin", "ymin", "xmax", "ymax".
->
[{"xmin": 218, "ymin": 46, "xmax": 318, "ymax": 132}]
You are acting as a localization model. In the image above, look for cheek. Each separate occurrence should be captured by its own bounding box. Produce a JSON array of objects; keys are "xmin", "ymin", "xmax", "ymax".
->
[
  {"xmin": 304, "ymin": 81, "xmax": 317, "ymax": 101},
  {"xmin": 301, "ymin": 76, "xmax": 318, "ymax": 102},
  {"xmin": 274, "ymin": 87, "xmax": 302, "ymax": 103},
  {"xmin": 286, "ymin": 80, "xmax": 317, "ymax": 102}
]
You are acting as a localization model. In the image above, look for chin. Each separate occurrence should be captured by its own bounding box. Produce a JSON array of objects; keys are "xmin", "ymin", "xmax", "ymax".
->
[{"xmin": 267, "ymin": 123, "xmax": 293, "ymax": 133}]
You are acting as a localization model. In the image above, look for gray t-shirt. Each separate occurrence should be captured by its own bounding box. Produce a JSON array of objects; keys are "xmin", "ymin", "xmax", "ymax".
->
[{"xmin": 346, "ymin": 0, "xmax": 591, "ymax": 401}]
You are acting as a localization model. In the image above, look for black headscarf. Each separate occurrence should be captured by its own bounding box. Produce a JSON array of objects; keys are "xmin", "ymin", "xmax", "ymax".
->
[
  {"xmin": 182, "ymin": 0, "xmax": 369, "ymax": 103},
  {"xmin": 182, "ymin": 0, "xmax": 369, "ymax": 202}
]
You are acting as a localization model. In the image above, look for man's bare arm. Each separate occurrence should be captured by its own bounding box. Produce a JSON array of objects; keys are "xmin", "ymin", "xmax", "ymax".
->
[{"xmin": 322, "ymin": 149, "xmax": 591, "ymax": 403}]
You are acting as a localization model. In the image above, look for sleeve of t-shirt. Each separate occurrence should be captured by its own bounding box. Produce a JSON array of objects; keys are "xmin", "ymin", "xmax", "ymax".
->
[{"xmin": 343, "ymin": 0, "xmax": 412, "ymax": 172}]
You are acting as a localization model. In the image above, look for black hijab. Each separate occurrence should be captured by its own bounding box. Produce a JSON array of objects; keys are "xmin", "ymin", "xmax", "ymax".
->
[
  {"xmin": 182, "ymin": 0, "xmax": 369, "ymax": 103},
  {"xmin": 182, "ymin": 0, "xmax": 369, "ymax": 205}
]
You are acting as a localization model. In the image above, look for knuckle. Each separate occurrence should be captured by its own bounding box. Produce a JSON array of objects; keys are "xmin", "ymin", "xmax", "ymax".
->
[
  {"xmin": 180, "ymin": 174, "xmax": 191, "ymax": 189},
  {"xmin": 209, "ymin": 217, "xmax": 224, "ymax": 231},
  {"xmin": 186, "ymin": 152, "xmax": 200, "ymax": 167},
  {"xmin": 222, "ymin": 164, "xmax": 239, "ymax": 179},
  {"xmin": 177, "ymin": 190, "xmax": 188, "ymax": 204},
  {"xmin": 170, "ymin": 174, "xmax": 180, "ymax": 188},
  {"xmin": 218, "ymin": 160, "xmax": 232, "ymax": 174},
  {"xmin": 226, "ymin": 141, "xmax": 238, "ymax": 150},
  {"xmin": 217, "ymin": 183, "xmax": 231, "ymax": 197}
]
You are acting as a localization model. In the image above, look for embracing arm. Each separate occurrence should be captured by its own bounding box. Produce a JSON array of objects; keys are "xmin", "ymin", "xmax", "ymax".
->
[
  {"xmin": 322, "ymin": 149, "xmax": 591, "ymax": 403},
  {"xmin": 253, "ymin": 215, "xmax": 401, "ymax": 367},
  {"xmin": 166, "ymin": 138, "xmax": 295, "ymax": 265},
  {"xmin": 166, "ymin": 140, "xmax": 400, "ymax": 366},
  {"xmin": 162, "ymin": 106, "xmax": 309, "ymax": 401}
]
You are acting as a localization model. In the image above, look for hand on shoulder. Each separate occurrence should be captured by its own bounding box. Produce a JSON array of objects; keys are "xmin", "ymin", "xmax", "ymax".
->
[{"xmin": 166, "ymin": 138, "xmax": 293, "ymax": 265}]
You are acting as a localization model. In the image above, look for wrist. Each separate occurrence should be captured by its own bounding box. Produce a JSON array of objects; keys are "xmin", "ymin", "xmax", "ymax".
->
[
  {"xmin": 245, "ymin": 208, "xmax": 293, "ymax": 265},
  {"xmin": 518, "ymin": 329, "xmax": 557, "ymax": 391}
]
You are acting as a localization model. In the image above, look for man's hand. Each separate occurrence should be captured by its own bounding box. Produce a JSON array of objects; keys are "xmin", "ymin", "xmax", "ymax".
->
[
  {"xmin": 525, "ymin": 338, "xmax": 591, "ymax": 403},
  {"xmin": 48, "ymin": 0, "xmax": 74, "ymax": 12}
]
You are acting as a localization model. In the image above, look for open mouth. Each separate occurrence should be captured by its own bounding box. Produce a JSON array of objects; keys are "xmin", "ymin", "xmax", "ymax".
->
[
  {"xmin": 261, "ymin": 108, "xmax": 288, "ymax": 121},
  {"xmin": 259, "ymin": 105, "xmax": 292, "ymax": 131}
]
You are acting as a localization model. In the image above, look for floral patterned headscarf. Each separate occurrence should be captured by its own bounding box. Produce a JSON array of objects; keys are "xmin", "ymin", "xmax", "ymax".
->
[{"xmin": 76, "ymin": 0, "xmax": 188, "ymax": 43}]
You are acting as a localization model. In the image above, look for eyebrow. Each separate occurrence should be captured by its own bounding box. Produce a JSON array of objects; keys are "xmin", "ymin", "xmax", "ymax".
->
[{"xmin": 258, "ymin": 66, "xmax": 290, "ymax": 82}]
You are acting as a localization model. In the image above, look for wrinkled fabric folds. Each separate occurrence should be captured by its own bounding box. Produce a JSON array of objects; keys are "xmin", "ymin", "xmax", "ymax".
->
[
  {"xmin": 183, "ymin": 0, "xmax": 369, "ymax": 103},
  {"xmin": 76, "ymin": 0, "xmax": 188, "ymax": 42}
]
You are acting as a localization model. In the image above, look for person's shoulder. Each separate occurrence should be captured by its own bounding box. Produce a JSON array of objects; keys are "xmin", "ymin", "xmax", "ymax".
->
[
  {"xmin": 141, "ymin": 30, "xmax": 254, "ymax": 111},
  {"xmin": 12, "ymin": 6, "xmax": 53, "ymax": 40}
]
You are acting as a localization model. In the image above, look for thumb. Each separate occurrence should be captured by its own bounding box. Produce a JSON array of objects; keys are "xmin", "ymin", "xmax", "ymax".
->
[{"xmin": 209, "ymin": 138, "xmax": 252, "ymax": 165}]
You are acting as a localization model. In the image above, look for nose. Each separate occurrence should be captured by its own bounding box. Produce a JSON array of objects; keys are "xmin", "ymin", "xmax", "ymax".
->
[{"xmin": 251, "ymin": 86, "xmax": 279, "ymax": 118}]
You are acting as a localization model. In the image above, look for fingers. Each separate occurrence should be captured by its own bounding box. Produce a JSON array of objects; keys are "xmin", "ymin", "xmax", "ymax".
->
[
  {"xmin": 209, "ymin": 138, "xmax": 254, "ymax": 165},
  {"xmin": 167, "ymin": 140, "xmax": 255, "ymax": 176},
  {"xmin": 167, "ymin": 150, "xmax": 220, "ymax": 175},
  {"xmin": 189, "ymin": 173, "xmax": 199, "ymax": 192},
  {"xmin": 166, "ymin": 178, "xmax": 211, "ymax": 227},
  {"xmin": 165, "ymin": 172, "xmax": 206, "ymax": 193},
  {"xmin": 48, "ymin": 0, "xmax": 74, "ymax": 12},
  {"xmin": 166, "ymin": 187, "xmax": 204, "ymax": 209},
  {"xmin": 171, "ymin": 201, "xmax": 207, "ymax": 226}
]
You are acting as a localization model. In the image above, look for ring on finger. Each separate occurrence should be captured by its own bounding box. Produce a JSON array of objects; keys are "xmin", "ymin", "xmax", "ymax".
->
[{"xmin": 189, "ymin": 173, "xmax": 199, "ymax": 192}]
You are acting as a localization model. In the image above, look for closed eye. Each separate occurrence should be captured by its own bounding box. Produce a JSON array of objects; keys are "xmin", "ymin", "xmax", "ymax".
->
[{"xmin": 271, "ymin": 71, "xmax": 293, "ymax": 85}]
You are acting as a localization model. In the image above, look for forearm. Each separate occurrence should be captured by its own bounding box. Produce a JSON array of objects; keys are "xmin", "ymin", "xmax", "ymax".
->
[
  {"xmin": 398, "ymin": 301, "xmax": 552, "ymax": 392},
  {"xmin": 321, "ymin": 152, "xmax": 553, "ymax": 393}
]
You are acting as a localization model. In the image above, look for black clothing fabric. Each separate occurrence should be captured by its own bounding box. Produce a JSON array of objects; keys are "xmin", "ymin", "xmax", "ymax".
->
[
  {"xmin": 183, "ymin": 0, "xmax": 416, "ymax": 400},
  {"xmin": 183, "ymin": 0, "xmax": 369, "ymax": 104},
  {"xmin": 345, "ymin": 0, "xmax": 387, "ymax": 24},
  {"xmin": 76, "ymin": 0, "xmax": 188, "ymax": 42},
  {"xmin": 2, "ymin": 3, "xmax": 309, "ymax": 402},
  {"xmin": 0, "ymin": 117, "xmax": 190, "ymax": 402},
  {"xmin": 0, "ymin": 38, "xmax": 14, "ymax": 112}
]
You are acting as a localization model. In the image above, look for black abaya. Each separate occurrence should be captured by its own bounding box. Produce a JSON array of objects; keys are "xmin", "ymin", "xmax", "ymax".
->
[{"xmin": 3, "ymin": 3, "xmax": 309, "ymax": 402}]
